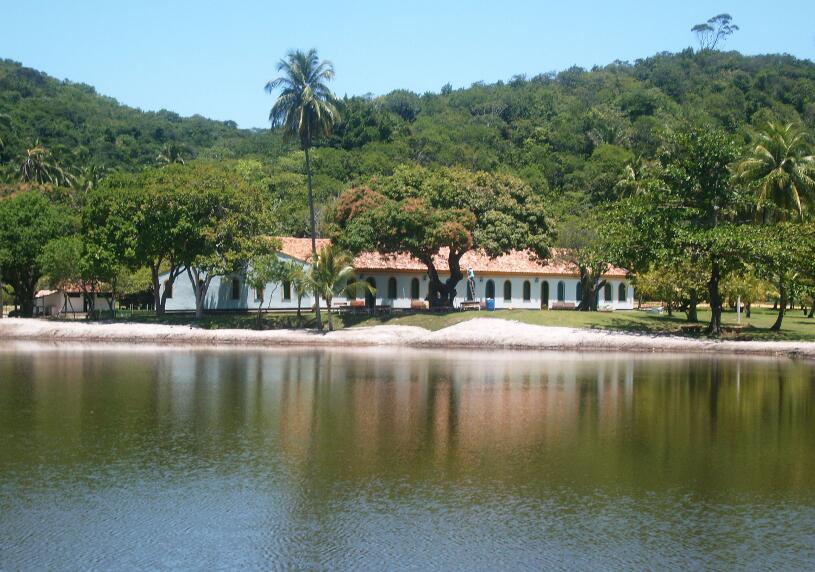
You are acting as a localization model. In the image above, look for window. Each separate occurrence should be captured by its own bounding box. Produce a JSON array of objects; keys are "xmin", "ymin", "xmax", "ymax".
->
[
  {"xmin": 503, "ymin": 280, "xmax": 512, "ymax": 302},
  {"xmin": 388, "ymin": 277, "xmax": 397, "ymax": 299},
  {"xmin": 410, "ymin": 278, "xmax": 420, "ymax": 300},
  {"xmin": 522, "ymin": 280, "xmax": 531, "ymax": 302},
  {"xmin": 541, "ymin": 282, "xmax": 549, "ymax": 307},
  {"xmin": 255, "ymin": 287, "xmax": 264, "ymax": 302},
  {"xmin": 485, "ymin": 279, "xmax": 495, "ymax": 299},
  {"xmin": 231, "ymin": 278, "xmax": 240, "ymax": 300},
  {"xmin": 282, "ymin": 280, "xmax": 291, "ymax": 301},
  {"xmin": 604, "ymin": 283, "xmax": 612, "ymax": 302},
  {"xmin": 164, "ymin": 280, "xmax": 173, "ymax": 299},
  {"xmin": 347, "ymin": 279, "xmax": 356, "ymax": 300},
  {"xmin": 618, "ymin": 283, "xmax": 627, "ymax": 302},
  {"xmin": 576, "ymin": 281, "xmax": 583, "ymax": 302},
  {"xmin": 557, "ymin": 281, "xmax": 565, "ymax": 302}
]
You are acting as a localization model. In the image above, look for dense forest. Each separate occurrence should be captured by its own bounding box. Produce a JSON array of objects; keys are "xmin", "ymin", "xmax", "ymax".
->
[
  {"xmin": 2, "ymin": 50, "xmax": 814, "ymax": 233},
  {"xmin": 1, "ymin": 47, "xmax": 814, "ymax": 334}
]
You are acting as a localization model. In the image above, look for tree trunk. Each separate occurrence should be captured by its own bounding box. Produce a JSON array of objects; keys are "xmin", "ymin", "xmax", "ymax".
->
[
  {"xmin": 746, "ymin": 302, "xmax": 752, "ymax": 318},
  {"xmin": 0, "ymin": 267, "xmax": 4, "ymax": 319},
  {"xmin": 151, "ymin": 265, "xmax": 164, "ymax": 316},
  {"xmin": 325, "ymin": 298, "xmax": 334, "ymax": 331},
  {"xmin": 186, "ymin": 267, "xmax": 211, "ymax": 321},
  {"xmin": 808, "ymin": 296, "xmax": 814, "ymax": 318},
  {"xmin": 707, "ymin": 261, "xmax": 722, "ymax": 336},
  {"xmin": 771, "ymin": 281, "xmax": 786, "ymax": 331},
  {"xmin": 304, "ymin": 146, "xmax": 323, "ymax": 331},
  {"xmin": 687, "ymin": 288, "xmax": 699, "ymax": 322},
  {"xmin": 424, "ymin": 254, "xmax": 463, "ymax": 308}
]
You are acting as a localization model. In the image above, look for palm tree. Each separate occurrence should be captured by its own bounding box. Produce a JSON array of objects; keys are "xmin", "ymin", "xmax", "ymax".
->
[
  {"xmin": 735, "ymin": 122, "xmax": 815, "ymax": 331},
  {"xmin": 18, "ymin": 142, "xmax": 73, "ymax": 186},
  {"xmin": 266, "ymin": 49, "xmax": 339, "ymax": 331},
  {"xmin": 282, "ymin": 259, "xmax": 310, "ymax": 326},
  {"xmin": 308, "ymin": 244, "xmax": 373, "ymax": 331},
  {"xmin": 156, "ymin": 142, "xmax": 187, "ymax": 166},
  {"xmin": 734, "ymin": 122, "xmax": 815, "ymax": 222}
]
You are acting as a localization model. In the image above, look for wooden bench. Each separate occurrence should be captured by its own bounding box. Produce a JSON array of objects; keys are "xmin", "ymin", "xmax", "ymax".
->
[
  {"xmin": 551, "ymin": 302, "xmax": 576, "ymax": 310},
  {"xmin": 459, "ymin": 301, "xmax": 481, "ymax": 311}
]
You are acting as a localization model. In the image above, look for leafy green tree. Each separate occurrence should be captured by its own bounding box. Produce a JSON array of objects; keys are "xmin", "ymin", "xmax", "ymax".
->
[
  {"xmin": 734, "ymin": 122, "xmax": 815, "ymax": 222},
  {"xmin": 169, "ymin": 164, "xmax": 273, "ymax": 320},
  {"xmin": 266, "ymin": 48, "xmax": 339, "ymax": 331},
  {"xmin": 246, "ymin": 253, "xmax": 288, "ymax": 327},
  {"xmin": 0, "ymin": 190, "xmax": 72, "ymax": 316},
  {"xmin": 335, "ymin": 165, "xmax": 551, "ymax": 307},
  {"xmin": 308, "ymin": 243, "xmax": 373, "ymax": 331},
  {"xmin": 692, "ymin": 14, "xmax": 739, "ymax": 51}
]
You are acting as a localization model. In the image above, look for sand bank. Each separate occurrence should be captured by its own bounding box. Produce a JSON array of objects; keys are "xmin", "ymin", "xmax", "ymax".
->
[{"xmin": 1, "ymin": 317, "xmax": 814, "ymax": 359}]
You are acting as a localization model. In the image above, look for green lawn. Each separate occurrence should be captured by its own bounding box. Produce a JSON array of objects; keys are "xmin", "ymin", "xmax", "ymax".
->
[{"xmin": 90, "ymin": 305, "xmax": 815, "ymax": 341}]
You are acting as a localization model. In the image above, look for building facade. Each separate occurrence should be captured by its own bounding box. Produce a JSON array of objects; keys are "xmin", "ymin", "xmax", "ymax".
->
[{"xmin": 161, "ymin": 238, "xmax": 635, "ymax": 312}]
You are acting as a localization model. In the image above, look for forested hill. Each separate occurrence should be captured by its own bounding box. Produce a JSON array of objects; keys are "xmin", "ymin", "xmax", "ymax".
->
[
  {"xmin": 2, "ymin": 50, "xmax": 815, "ymax": 232},
  {"xmin": 0, "ymin": 58, "xmax": 284, "ymax": 169}
]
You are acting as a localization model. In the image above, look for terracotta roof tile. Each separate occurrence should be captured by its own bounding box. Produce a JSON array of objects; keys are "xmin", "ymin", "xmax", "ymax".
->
[
  {"xmin": 277, "ymin": 237, "xmax": 628, "ymax": 277},
  {"xmin": 278, "ymin": 237, "xmax": 331, "ymax": 262}
]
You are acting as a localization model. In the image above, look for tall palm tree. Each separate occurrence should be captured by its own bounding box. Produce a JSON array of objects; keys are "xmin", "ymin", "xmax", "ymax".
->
[
  {"xmin": 266, "ymin": 48, "xmax": 339, "ymax": 331},
  {"xmin": 308, "ymin": 244, "xmax": 373, "ymax": 331},
  {"xmin": 734, "ymin": 122, "xmax": 815, "ymax": 221},
  {"xmin": 18, "ymin": 142, "xmax": 73, "ymax": 186}
]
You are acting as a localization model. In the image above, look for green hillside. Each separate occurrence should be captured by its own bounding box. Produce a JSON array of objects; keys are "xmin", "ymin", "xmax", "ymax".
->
[{"xmin": 1, "ymin": 49, "xmax": 814, "ymax": 233}]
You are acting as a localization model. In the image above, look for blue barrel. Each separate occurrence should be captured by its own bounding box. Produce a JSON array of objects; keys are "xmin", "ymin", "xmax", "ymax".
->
[{"xmin": 486, "ymin": 298, "xmax": 495, "ymax": 311}]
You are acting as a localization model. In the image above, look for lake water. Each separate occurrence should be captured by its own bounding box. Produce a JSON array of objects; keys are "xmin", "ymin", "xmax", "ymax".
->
[{"xmin": 1, "ymin": 344, "xmax": 814, "ymax": 570}]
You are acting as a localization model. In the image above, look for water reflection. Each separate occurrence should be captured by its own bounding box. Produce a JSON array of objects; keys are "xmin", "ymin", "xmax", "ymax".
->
[{"xmin": 1, "ymin": 346, "xmax": 814, "ymax": 569}]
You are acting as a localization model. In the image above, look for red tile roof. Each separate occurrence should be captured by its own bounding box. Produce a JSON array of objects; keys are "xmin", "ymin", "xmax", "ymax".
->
[
  {"xmin": 278, "ymin": 238, "xmax": 627, "ymax": 278},
  {"xmin": 278, "ymin": 237, "xmax": 331, "ymax": 262}
]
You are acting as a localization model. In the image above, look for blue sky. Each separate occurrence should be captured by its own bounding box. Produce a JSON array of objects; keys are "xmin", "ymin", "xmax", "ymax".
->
[{"xmin": 2, "ymin": 0, "xmax": 814, "ymax": 128}]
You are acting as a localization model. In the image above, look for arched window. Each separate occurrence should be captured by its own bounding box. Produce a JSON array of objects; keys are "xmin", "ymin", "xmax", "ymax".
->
[
  {"xmin": 366, "ymin": 277, "xmax": 377, "ymax": 308},
  {"xmin": 347, "ymin": 278, "xmax": 356, "ymax": 300},
  {"xmin": 387, "ymin": 277, "xmax": 397, "ymax": 299},
  {"xmin": 410, "ymin": 277, "xmax": 420, "ymax": 300},
  {"xmin": 618, "ymin": 283, "xmax": 627, "ymax": 302},
  {"xmin": 503, "ymin": 280, "xmax": 512, "ymax": 301},
  {"xmin": 522, "ymin": 280, "xmax": 531, "ymax": 302},
  {"xmin": 485, "ymin": 279, "xmax": 495, "ymax": 299},
  {"xmin": 557, "ymin": 281, "xmax": 565, "ymax": 302},
  {"xmin": 164, "ymin": 280, "xmax": 173, "ymax": 299},
  {"xmin": 576, "ymin": 281, "xmax": 583, "ymax": 303},
  {"xmin": 604, "ymin": 283, "xmax": 612, "ymax": 302},
  {"xmin": 541, "ymin": 282, "xmax": 549, "ymax": 308},
  {"xmin": 282, "ymin": 280, "xmax": 291, "ymax": 301},
  {"xmin": 231, "ymin": 278, "xmax": 240, "ymax": 300}
]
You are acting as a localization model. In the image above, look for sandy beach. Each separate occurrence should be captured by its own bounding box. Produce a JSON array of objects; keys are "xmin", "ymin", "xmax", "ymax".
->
[{"xmin": 1, "ymin": 317, "xmax": 814, "ymax": 359}]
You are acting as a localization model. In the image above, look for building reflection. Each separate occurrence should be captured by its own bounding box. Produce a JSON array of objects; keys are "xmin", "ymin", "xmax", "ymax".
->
[{"xmin": 1, "ymin": 346, "xmax": 814, "ymax": 493}]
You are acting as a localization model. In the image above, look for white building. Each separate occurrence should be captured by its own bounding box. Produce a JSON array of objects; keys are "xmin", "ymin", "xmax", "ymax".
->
[{"xmin": 160, "ymin": 238, "xmax": 634, "ymax": 313}]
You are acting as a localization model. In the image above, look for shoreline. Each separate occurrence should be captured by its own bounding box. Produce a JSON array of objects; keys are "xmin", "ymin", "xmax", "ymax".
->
[{"xmin": 1, "ymin": 317, "xmax": 815, "ymax": 360}]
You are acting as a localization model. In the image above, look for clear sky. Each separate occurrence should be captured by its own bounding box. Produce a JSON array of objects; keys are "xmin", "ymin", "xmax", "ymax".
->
[{"xmin": 2, "ymin": 0, "xmax": 814, "ymax": 129}]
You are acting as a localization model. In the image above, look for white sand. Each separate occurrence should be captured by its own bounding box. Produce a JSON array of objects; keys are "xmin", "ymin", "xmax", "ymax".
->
[{"xmin": 0, "ymin": 317, "xmax": 813, "ymax": 359}]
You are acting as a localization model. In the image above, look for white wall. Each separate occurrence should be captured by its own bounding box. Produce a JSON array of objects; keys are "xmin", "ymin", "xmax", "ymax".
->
[{"xmin": 160, "ymin": 264, "xmax": 635, "ymax": 312}]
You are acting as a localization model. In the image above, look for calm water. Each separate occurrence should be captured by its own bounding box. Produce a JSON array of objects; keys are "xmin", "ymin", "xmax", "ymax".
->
[{"xmin": 1, "ymin": 344, "xmax": 814, "ymax": 570}]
